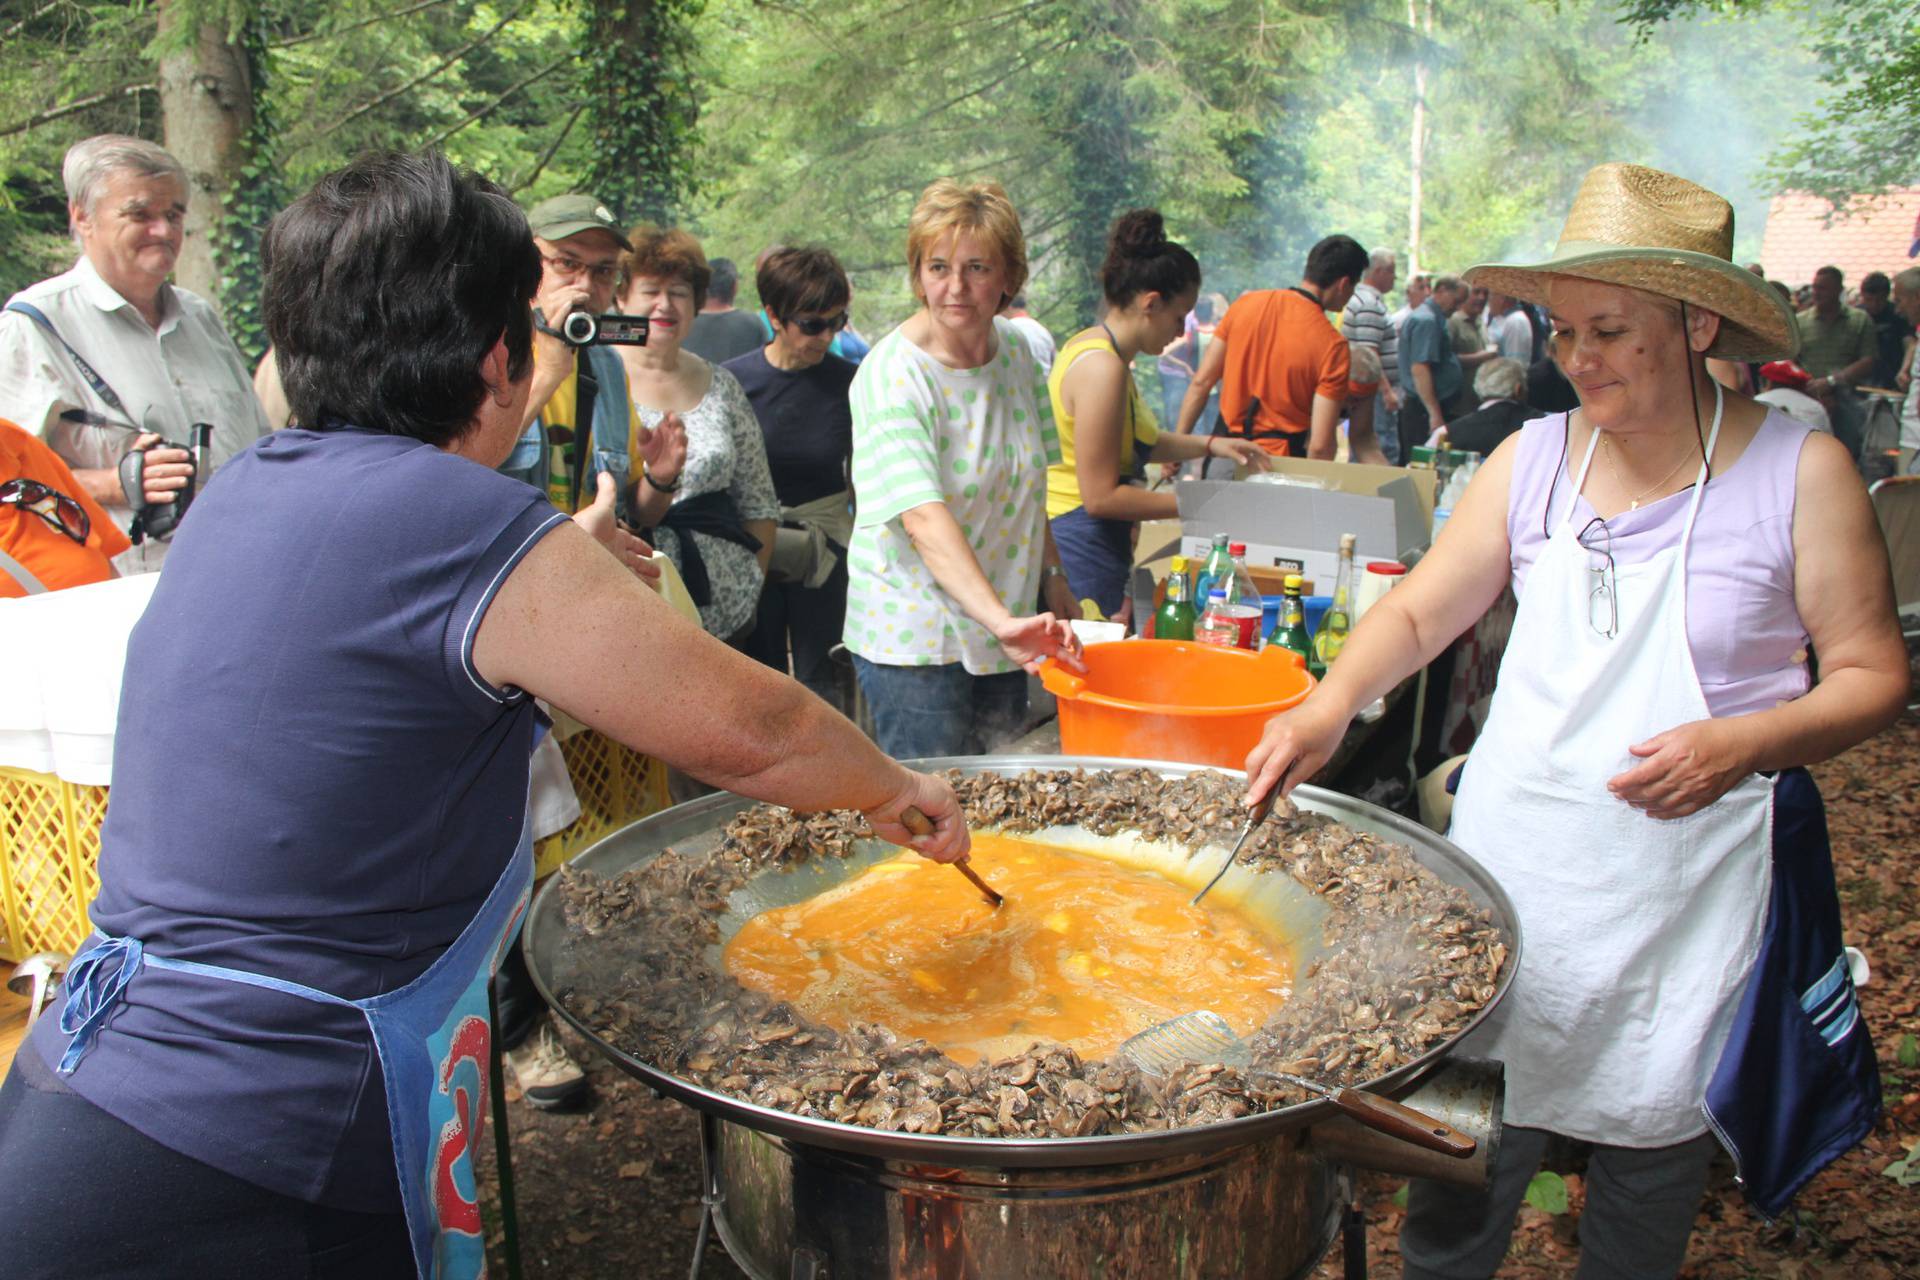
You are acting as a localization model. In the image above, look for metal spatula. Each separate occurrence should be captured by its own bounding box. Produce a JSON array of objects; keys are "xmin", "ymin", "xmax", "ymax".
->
[
  {"xmin": 1118, "ymin": 1011, "xmax": 1476, "ymax": 1159},
  {"xmin": 1190, "ymin": 794, "xmax": 1276, "ymax": 905}
]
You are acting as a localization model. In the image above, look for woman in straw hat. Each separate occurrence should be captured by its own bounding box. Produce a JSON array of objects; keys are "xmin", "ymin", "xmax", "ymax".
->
[{"xmin": 1245, "ymin": 163, "xmax": 1906, "ymax": 1275}]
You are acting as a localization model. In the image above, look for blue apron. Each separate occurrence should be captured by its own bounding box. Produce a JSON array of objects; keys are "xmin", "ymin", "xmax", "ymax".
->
[
  {"xmin": 54, "ymin": 814, "xmax": 534, "ymax": 1278},
  {"xmin": 1704, "ymin": 767, "xmax": 1881, "ymax": 1218}
]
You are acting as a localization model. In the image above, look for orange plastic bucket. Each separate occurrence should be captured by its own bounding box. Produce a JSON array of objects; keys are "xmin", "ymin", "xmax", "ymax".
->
[{"xmin": 1038, "ymin": 639, "xmax": 1314, "ymax": 768}]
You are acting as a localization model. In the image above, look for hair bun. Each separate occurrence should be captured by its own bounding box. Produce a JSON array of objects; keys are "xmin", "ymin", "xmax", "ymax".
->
[{"xmin": 1110, "ymin": 208, "xmax": 1168, "ymax": 258}]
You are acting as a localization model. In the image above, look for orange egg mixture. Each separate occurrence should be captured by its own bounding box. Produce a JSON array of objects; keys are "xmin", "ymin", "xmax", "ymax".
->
[{"xmin": 722, "ymin": 833, "xmax": 1295, "ymax": 1064}]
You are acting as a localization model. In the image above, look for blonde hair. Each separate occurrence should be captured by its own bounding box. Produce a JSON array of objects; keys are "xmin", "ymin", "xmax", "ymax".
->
[{"xmin": 905, "ymin": 178, "xmax": 1028, "ymax": 306}]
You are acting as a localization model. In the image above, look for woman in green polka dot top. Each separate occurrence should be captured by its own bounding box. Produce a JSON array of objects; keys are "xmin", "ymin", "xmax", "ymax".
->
[{"xmin": 844, "ymin": 178, "xmax": 1086, "ymax": 758}]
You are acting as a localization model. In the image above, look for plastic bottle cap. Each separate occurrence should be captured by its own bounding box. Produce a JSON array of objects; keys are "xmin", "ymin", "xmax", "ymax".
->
[
  {"xmin": 1365, "ymin": 561, "xmax": 1407, "ymax": 575},
  {"xmin": 1283, "ymin": 573, "xmax": 1303, "ymax": 590},
  {"xmin": 1170, "ymin": 556, "xmax": 1187, "ymax": 572},
  {"xmin": 1208, "ymin": 589, "xmax": 1227, "ymax": 601},
  {"xmin": 1228, "ymin": 541, "xmax": 1247, "ymax": 555}
]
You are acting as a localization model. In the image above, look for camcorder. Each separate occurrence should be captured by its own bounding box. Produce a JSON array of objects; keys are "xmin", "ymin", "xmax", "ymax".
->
[
  {"xmin": 63, "ymin": 409, "xmax": 213, "ymax": 543},
  {"xmin": 118, "ymin": 422, "xmax": 213, "ymax": 542},
  {"xmin": 535, "ymin": 307, "xmax": 650, "ymax": 347}
]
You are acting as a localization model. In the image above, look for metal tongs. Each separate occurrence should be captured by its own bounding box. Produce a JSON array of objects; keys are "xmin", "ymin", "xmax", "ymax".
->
[
  {"xmin": 901, "ymin": 806, "xmax": 1003, "ymax": 908},
  {"xmin": 1190, "ymin": 792, "xmax": 1277, "ymax": 905}
]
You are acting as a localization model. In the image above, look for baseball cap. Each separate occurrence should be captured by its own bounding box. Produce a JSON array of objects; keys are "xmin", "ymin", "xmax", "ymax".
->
[
  {"xmin": 1758, "ymin": 360, "xmax": 1811, "ymax": 390},
  {"xmin": 525, "ymin": 194, "xmax": 630, "ymax": 250}
]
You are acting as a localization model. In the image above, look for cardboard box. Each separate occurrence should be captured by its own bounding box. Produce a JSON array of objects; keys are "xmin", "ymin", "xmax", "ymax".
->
[{"xmin": 1175, "ymin": 463, "xmax": 1434, "ymax": 588}]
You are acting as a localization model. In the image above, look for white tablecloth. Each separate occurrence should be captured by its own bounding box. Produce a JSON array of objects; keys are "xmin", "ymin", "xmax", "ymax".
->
[{"xmin": 0, "ymin": 573, "xmax": 159, "ymax": 785}]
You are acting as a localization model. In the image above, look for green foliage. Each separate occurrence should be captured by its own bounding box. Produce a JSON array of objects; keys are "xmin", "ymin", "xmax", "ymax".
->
[
  {"xmin": 581, "ymin": 0, "xmax": 703, "ymax": 225},
  {"xmin": 1524, "ymin": 1170, "xmax": 1570, "ymax": 1214},
  {"xmin": 1897, "ymin": 1032, "xmax": 1919, "ymax": 1068},
  {"xmin": 1623, "ymin": 0, "xmax": 1919, "ymax": 205}
]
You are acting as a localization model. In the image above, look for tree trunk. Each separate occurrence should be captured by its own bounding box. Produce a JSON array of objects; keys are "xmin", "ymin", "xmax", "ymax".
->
[
  {"xmin": 1406, "ymin": 0, "xmax": 1431, "ymax": 279},
  {"xmin": 157, "ymin": 0, "xmax": 253, "ymax": 316}
]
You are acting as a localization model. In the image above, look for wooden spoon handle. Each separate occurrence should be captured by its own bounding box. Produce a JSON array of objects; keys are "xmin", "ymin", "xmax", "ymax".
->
[
  {"xmin": 1327, "ymin": 1086, "xmax": 1477, "ymax": 1158},
  {"xmin": 902, "ymin": 806, "xmax": 1003, "ymax": 908}
]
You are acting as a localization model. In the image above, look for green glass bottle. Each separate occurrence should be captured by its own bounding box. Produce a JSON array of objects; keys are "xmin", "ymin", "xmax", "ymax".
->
[
  {"xmin": 1311, "ymin": 532, "xmax": 1357, "ymax": 676},
  {"xmin": 1268, "ymin": 573, "xmax": 1313, "ymax": 666},
  {"xmin": 1155, "ymin": 556, "xmax": 1197, "ymax": 641}
]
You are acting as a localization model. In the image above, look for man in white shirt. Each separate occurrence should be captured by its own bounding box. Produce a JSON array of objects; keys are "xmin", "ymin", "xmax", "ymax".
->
[
  {"xmin": 1000, "ymin": 294, "xmax": 1056, "ymax": 372},
  {"xmin": 0, "ymin": 135, "xmax": 271, "ymax": 572},
  {"xmin": 1485, "ymin": 292, "xmax": 1535, "ymax": 365}
]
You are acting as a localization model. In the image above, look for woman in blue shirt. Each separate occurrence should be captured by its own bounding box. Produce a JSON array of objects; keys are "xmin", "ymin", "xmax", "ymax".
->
[{"xmin": 0, "ymin": 150, "xmax": 968, "ymax": 1280}]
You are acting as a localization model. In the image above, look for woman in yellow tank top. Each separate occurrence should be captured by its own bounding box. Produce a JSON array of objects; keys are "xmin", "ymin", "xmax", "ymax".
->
[{"xmin": 1046, "ymin": 210, "xmax": 1268, "ymax": 617}]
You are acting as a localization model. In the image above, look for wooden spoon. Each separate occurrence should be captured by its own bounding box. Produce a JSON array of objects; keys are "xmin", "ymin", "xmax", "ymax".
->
[{"xmin": 901, "ymin": 805, "xmax": 1003, "ymax": 908}]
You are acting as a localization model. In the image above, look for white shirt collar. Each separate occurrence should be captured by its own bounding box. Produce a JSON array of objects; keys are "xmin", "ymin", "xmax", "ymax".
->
[{"xmin": 72, "ymin": 254, "xmax": 182, "ymax": 332}]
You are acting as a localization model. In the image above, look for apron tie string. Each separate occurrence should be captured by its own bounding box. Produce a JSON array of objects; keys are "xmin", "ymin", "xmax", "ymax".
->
[{"xmin": 56, "ymin": 936, "xmax": 143, "ymax": 1075}]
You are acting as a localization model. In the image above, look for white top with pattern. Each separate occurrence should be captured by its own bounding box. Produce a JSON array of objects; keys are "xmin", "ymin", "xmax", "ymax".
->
[
  {"xmin": 640, "ymin": 361, "xmax": 779, "ymax": 638},
  {"xmin": 845, "ymin": 317, "xmax": 1060, "ymax": 674}
]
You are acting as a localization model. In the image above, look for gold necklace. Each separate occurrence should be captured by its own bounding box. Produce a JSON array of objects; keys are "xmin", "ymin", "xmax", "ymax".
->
[{"xmin": 1600, "ymin": 435, "xmax": 1699, "ymax": 510}]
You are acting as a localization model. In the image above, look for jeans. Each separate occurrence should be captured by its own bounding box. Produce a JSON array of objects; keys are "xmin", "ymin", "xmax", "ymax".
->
[
  {"xmin": 1400, "ymin": 1125, "xmax": 1717, "ymax": 1280},
  {"xmin": 743, "ymin": 556, "xmax": 852, "ymax": 716},
  {"xmin": 850, "ymin": 655, "xmax": 1027, "ymax": 759},
  {"xmin": 1375, "ymin": 388, "xmax": 1402, "ymax": 464}
]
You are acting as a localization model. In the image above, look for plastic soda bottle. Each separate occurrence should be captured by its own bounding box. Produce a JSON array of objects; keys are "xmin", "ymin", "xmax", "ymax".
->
[
  {"xmin": 1192, "ymin": 532, "xmax": 1232, "ymax": 604},
  {"xmin": 1195, "ymin": 590, "xmax": 1238, "ymax": 647},
  {"xmin": 1268, "ymin": 573, "xmax": 1313, "ymax": 665},
  {"xmin": 1311, "ymin": 532, "xmax": 1358, "ymax": 674},
  {"xmin": 1198, "ymin": 546, "xmax": 1264, "ymax": 649},
  {"xmin": 1155, "ymin": 556, "xmax": 1197, "ymax": 641}
]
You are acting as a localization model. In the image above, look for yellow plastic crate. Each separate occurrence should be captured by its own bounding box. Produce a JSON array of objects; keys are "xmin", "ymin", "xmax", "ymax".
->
[
  {"xmin": 0, "ymin": 766, "xmax": 108, "ymax": 964},
  {"xmin": 531, "ymin": 732, "xmax": 672, "ymax": 879},
  {"xmin": 0, "ymin": 734, "xmax": 670, "ymax": 964}
]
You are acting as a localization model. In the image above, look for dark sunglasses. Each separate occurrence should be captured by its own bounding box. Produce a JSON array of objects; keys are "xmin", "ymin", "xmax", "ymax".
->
[
  {"xmin": 1, "ymin": 478, "xmax": 90, "ymax": 545},
  {"xmin": 788, "ymin": 311, "xmax": 849, "ymax": 337}
]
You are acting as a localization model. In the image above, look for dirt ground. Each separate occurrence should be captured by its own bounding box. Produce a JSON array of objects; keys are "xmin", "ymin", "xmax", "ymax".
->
[{"xmin": 482, "ymin": 716, "xmax": 1920, "ymax": 1279}]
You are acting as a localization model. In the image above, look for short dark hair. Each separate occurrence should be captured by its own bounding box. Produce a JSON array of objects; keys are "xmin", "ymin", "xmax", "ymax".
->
[
  {"xmin": 1862, "ymin": 271, "xmax": 1891, "ymax": 296},
  {"xmin": 756, "ymin": 245, "xmax": 851, "ymax": 322},
  {"xmin": 1814, "ymin": 264, "xmax": 1843, "ymax": 285},
  {"xmin": 708, "ymin": 256, "xmax": 740, "ymax": 304},
  {"xmin": 262, "ymin": 151, "xmax": 538, "ymax": 448},
  {"xmin": 1303, "ymin": 234, "xmax": 1368, "ymax": 289},
  {"xmin": 1100, "ymin": 209, "xmax": 1200, "ymax": 308},
  {"xmin": 623, "ymin": 225, "xmax": 713, "ymax": 310}
]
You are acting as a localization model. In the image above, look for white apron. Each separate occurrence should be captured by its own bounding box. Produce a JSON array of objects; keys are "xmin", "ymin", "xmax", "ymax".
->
[{"xmin": 1450, "ymin": 395, "xmax": 1774, "ymax": 1145}]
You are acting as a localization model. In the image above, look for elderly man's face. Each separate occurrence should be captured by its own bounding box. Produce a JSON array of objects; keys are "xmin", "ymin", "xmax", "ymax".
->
[
  {"xmin": 1811, "ymin": 271, "xmax": 1842, "ymax": 314},
  {"xmin": 1369, "ymin": 257, "xmax": 1396, "ymax": 293},
  {"xmin": 1462, "ymin": 287, "xmax": 1488, "ymax": 318},
  {"xmin": 72, "ymin": 169, "xmax": 186, "ymax": 298},
  {"xmin": 1408, "ymin": 278, "xmax": 1431, "ymax": 308}
]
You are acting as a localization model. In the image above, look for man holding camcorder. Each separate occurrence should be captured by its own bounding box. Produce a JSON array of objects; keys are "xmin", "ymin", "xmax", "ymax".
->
[
  {"xmin": 0, "ymin": 135, "xmax": 271, "ymax": 573},
  {"xmin": 498, "ymin": 193, "xmax": 686, "ymax": 527}
]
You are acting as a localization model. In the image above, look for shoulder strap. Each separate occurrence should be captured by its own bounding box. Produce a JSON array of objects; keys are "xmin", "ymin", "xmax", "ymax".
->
[
  {"xmin": 569, "ymin": 349, "xmax": 599, "ymax": 513},
  {"xmin": 4, "ymin": 302, "xmax": 130, "ymax": 417},
  {"xmin": 0, "ymin": 546, "xmax": 48, "ymax": 594}
]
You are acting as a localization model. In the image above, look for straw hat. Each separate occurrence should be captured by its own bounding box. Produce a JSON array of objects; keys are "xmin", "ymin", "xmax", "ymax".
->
[{"xmin": 1465, "ymin": 163, "xmax": 1798, "ymax": 362}]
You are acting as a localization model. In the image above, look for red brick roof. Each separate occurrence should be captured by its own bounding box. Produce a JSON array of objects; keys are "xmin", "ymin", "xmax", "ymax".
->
[{"xmin": 1759, "ymin": 189, "xmax": 1920, "ymax": 288}]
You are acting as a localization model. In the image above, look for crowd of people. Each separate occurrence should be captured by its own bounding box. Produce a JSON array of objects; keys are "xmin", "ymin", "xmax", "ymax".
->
[{"xmin": 0, "ymin": 136, "xmax": 1913, "ymax": 1280}]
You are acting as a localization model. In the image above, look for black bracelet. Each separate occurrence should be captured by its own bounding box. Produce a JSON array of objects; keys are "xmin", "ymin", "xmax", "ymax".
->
[{"xmin": 644, "ymin": 471, "xmax": 681, "ymax": 494}]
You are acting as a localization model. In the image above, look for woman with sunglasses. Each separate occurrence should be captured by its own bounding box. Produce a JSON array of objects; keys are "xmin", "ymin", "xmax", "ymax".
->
[
  {"xmin": 1243, "ymin": 165, "xmax": 1906, "ymax": 1276},
  {"xmin": 0, "ymin": 416, "xmax": 127, "ymax": 596},
  {"xmin": 614, "ymin": 226, "xmax": 779, "ymax": 641},
  {"xmin": 726, "ymin": 245, "xmax": 859, "ymax": 713}
]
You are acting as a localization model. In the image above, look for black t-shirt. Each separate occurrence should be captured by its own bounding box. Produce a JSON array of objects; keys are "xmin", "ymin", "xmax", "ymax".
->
[
  {"xmin": 725, "ymin": 348, "xmax": 857, "ymax": 509},
  {"xmin": 1870, "ymin": 307, "xmax": 1913, "ymax": 388}
]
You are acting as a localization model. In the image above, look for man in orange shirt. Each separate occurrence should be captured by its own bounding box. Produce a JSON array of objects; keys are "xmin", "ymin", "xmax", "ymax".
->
[
  {"xmin": 1171, "ymin": 234, "xmax": 1368, "ymax": 464},
  {"xmin": 1, "ymin": 416, "xmax": 128, "ymax": 596}
]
